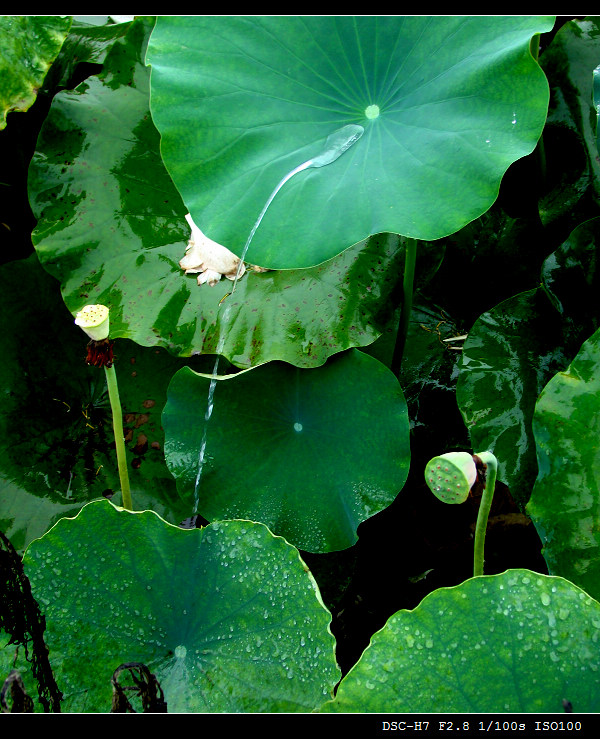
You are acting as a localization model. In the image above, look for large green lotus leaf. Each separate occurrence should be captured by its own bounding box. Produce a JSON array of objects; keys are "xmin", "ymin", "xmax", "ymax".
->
[
  {"xmin": 163, "ymin": 349, "xmax": 410, "ymax": 553},
  {"xmin": 526, "ymin": 326, "xmax": 600, "ymax": 602},
  {"xmin": 146, "ymin": 15, "xmax": 554, "ymax": 269},
  {"xmin": 456, "ymin": 288, "xmax": 570, "ymax": 507},
  {"xmin": 27, "ymin": 17, "xmax": 405, "ymax": 367},
  {"xmin": 22, "ymin": 500, "xmax": 340, "ymax": 712},
  {"xmin": 538, "ymin": 17, "xmax": 600, "ymax": 242},
  {"xmin": 321, "ymin": 570, "xmax": 600, "ymax": 713},
  {"xmin": 0, "ymin": 254, "xmax": 208, "ymax": 553},
  {"xmin": 0, "ymin": 15, "xmax": 72, "ymax": 130}
]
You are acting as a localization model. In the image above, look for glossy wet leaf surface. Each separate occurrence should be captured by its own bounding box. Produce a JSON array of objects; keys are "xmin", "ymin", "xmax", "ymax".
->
[
  {"xmin": 527, "ymin": 326, "xmax": 600, "ymax": 602},
  {"xmin": 456, "ymin": 288, "xmax": 570, "ymax": 507},
  {"xmin": 147, "ymin": 16, "xmax": 553, "ymax": 268},
  {"xmin": 322, "ymin": 570, "xmax": 600, "ymax": 712},
  {"xmin": 22, "ymin": 500, "xmax": 340, "ymax": 712},
  {"xmin": 0, "ymin": 254, "xmax": 201, "ymax": 552},
  {"xmin": 0, "ymin": 15, "xmax": 72, "ymax": 129},
  {"xmin": 456, "ymin": 217, "xmax": 600, "ymax": 507},
  {"xmin": 163, "ymin": 350, "xmax": 410, "ymax": 552},
  {"xmin": 27, "ymin": 17, "xmax": 403, "ymax": 367},
  {"xmin": 541, "ymin": 216, "xmax": 600, "ymax": 350},
  {"xmin": 44, "ymin": 17, "xmax": 135, "ymax": 90}
]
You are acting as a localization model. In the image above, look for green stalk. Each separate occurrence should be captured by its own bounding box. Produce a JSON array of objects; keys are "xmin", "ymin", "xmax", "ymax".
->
[
  {"xmin": 104, "ymin": 364, "xmax": 133, "ymax": 511},
  {"xmin": 391, "ymin": 236, "xmax": 417, "ymax": 378},
  {"xmin": 472, "ymin": 451, "xmax": 497, "ymax": 577}
]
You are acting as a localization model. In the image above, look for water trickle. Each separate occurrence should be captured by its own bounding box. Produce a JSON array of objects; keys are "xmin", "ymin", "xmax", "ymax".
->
[{"xmin": 190, "ymin": 124, "xmax": 365, "ymax": 514}]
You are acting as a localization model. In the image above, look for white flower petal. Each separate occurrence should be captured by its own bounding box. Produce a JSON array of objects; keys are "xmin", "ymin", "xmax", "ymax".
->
[
  {"xmin": 181, "ymin": 213, "xmax": 245, "ymax": 286},
  {"xmin": 197, "ymin": 269, "xmax": 222, "ymax": 286}
]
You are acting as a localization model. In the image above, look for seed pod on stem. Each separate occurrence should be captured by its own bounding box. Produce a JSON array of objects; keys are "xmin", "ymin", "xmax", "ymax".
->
[
  {"xmin": 74, "ymin": 305, "xmax": 132, "ymax": 511},
  {"xmin": 424, "ymin": 450, "xmax": 497, "ymax": 577},
  {"xmin": 424, "ymin": 451, "xmax": 477, "ymax": 504}
]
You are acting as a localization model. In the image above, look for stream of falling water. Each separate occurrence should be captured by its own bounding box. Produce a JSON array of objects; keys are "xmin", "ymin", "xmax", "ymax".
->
[{"xmin": 190, "ymin": 123, "xmax": 365, "ymax": 518}]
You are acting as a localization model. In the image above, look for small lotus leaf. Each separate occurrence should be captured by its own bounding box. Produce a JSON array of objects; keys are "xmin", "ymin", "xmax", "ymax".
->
[{"xmin": 163, "ymin": 349, "xmax": 410, "ymax": 552}]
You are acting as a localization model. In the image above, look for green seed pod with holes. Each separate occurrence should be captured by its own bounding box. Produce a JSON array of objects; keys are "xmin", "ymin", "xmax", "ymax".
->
[
  {"xmin": 424, "ymin": 452, "xmax": 477, "ymax": 504},
  {"xmin": 74, "ymin": 304, "xmax": 110, "ymax": 341}
]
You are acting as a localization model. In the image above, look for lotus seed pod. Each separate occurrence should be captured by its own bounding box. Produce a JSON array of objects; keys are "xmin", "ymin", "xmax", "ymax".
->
[
  {"xmin": 74, "ymin": 304, "xmax": 110, "ymax": 341},
  {"xmin": 424, "ymin": 451, "xmax": 477, "ymax": 504}
]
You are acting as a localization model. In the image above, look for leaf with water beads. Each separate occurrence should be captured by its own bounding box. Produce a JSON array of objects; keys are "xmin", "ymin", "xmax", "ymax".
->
[
  {"xmin": 322, "ymin": 569, "xmax": 600, "ymax": 712},
  {"xmin": 22, "ymin": 500, "xmax": 340, "ymax": 712}
]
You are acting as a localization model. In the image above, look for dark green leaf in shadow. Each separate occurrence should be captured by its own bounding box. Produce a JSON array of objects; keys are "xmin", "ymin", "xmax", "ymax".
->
[
  {"xmin": 399, "ymin": 299, "xmax": 466, "ymax": 417},
  {"xmin": 22, "ymin": 500, "xmax": 341, "ymax": 712},
  {"xmin": 538, "ymin": 16, "xmax": 600, "ymax": 242},
  {"xmin": 147, "ymin": 16, "xmax": 554, "ymax": 268},
  {"xmin": 163, "ymin": 350, "xmax": 410, "ymax": 553},
  {"xmin": 366, "ymin": 295, "xmax": 469, "ymax": 450},
  {"xmin": 527, "ymin": 326, "xmax": 600, "ymax": 601},
  {"xmin": 424, "ymin": 208, "xmax": 551, "ymax": 328},
  {"xmin": 0, "ymin": 15, "xmax": 72, "ymax": 129},
  {"xmin": 27, "ymin": 18, "xmax": 405, "ymax": 367},
  {"xmin": 0, "ymin": 255, "xmax": 206, "ymax": 552},
  {"xmin": 594, "ymin": 58, "xmax": 600, "ymax": 152},
  {"xmin": 0, "ymin": 637, "xmax": 41, "ymax": 711},
  {"xmin": 321, "ymin": 570, "xmax": 600, "ymax": 712},
  {"xmin": 541, "ymin": 216, "xmax": 600, "ymax": 349},
  {"xmin": 457, "ymin": 218, "xmax": 600, "ymax": 507}
]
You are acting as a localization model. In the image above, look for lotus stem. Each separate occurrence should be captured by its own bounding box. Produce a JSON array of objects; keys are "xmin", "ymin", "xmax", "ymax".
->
[
  {"xmin": 74, "ymin": 304, "xmax": 132, "ymax": 511},
  {"xmin": 473, "ymin": 451, "xmax": 497, "ymax": 577},
  {"xmin": 425, "ymin": 449, "xmax": 497, "ymax": 577},
  {"xmin": 104, "ymin": 363, "xmax": 133, "ymax": 511},
  {"xmin": 391, "ymin": 236, "xmax": 417, "ymax": 378}
]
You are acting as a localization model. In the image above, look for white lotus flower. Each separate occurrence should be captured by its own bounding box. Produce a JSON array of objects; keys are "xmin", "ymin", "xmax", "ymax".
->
[
  {"xmin": 180, "ymin": 213, "xmax": 245, "ymax": 287},
  {"xmin": 74, "ymin": 304, "xmax": 110, "ymax": 341}
]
